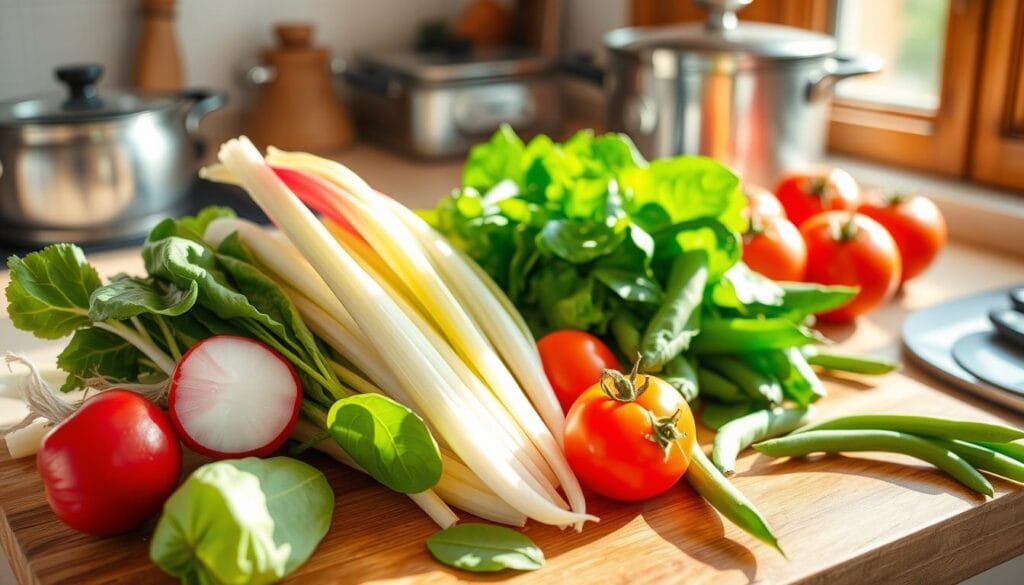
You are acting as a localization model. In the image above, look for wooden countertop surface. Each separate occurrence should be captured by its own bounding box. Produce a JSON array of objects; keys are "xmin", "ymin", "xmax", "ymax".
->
[{"xmin": 1, "ymin": 146, "xmax": 1023, "ymax": 584}]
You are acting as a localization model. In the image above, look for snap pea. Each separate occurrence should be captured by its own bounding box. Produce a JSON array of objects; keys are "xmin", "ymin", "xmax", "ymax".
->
[
  {"xmin": 697, "ymin": 367, "xmax": 747, "ymax": 404},
  {"xmin": 934, "ymin": 439, "xmax": 1024, "ymax": 484},
  {"xmin": 802, "ymin": 348, "xmax": 899, "ymax": 375},
  {"xmin": 685, "ymin": 445, "xmax": 783, "ymax": 554},
  {"xmin": 662, "ymin": 354, "xmax": 699, "ymax": 403},
  {"xmin": 640, "ymin": 251, "xmax": 707, "ymax": 370},
  {"xmin": 792, "ymin": 414, "xmax": 1024, "ymax": 443},
  {"xmin": 704, "ymin": 356, "xmax": 782, "ymax": 405},
  {"xmin": 713, "ymin": 406, "xmax": 815, "ymax": 476},
  {"xmin": 755, "ymin": 430, "xmax": 994, "ymax": 496},
  {"xmin": 975, "ymin": 441, "xmax": 1024, "ymax": 464}
]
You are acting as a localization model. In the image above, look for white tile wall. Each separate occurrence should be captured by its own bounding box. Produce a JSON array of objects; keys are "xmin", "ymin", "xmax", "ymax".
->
[{"xmin": 0, "ymin": 0, "xmax": 463, "ymax": 103}]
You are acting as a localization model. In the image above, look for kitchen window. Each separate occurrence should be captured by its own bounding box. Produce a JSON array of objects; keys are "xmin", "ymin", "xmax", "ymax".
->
[{"xmin": 631, "ymin": 0, "xmax": 1024, "ymax": 191}]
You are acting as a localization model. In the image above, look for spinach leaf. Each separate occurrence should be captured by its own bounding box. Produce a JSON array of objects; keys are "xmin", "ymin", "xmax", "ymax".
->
[
  {"xmin": 327, "ymin": 394, "xmax": 442, "ymax": 494},
  {"xmin": 5, "ymin": 244, "xmax": 100, "ymax": 339},
  {"xmin": 56, "ymin": 327, "xmax": 147, "ymax": 391},
  {"xmin": 762, "ymin": 282, "xmax": 859, "ymax": 317},
  {"xmin": 88, "ymin": 274, "xmax": 198, "ymax": 321},
  {"xmin": 150, "ymin": 457, "xmax": 333, "ymax": 584},
  {"xmin": 426, "ymin": 524, "xmax": 544, "ymax": 572},
  {"xmin": 712, "ymin": 263, "xmax": 785, "ymax": 309},
  {"xmin": 536, "ymin": 219, "xmax": 624, "ymax": 264}
]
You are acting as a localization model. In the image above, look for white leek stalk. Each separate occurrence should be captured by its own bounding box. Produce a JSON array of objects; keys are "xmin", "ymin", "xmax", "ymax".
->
[{"xmin": 216, "ymin": 138, "xmax": 593, "ymax": 527}]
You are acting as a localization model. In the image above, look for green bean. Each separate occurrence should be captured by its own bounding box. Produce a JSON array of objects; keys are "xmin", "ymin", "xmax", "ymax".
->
[
  {"xmin": 713, "ymin": 406, "xmax": 816, "ymax": 476},
  {"xmin": 975, "ymin": 441, "xmax": 1024, "ymax": 464},
  {"xmin": 767, "ymin": 348, "xmax": 826, "ymax": 406},
  {"xmin": 701, "ymin": 401, "xmax": 757, "ymax": 431},
  {"xmin": 610, "ymin": 311, "xmax": 642, "ymax": 360},
  {"xmin": 641, "ymin": 252, "xmax": 707, "ymax": 369},
  {"xmin": 662, "ymin": 354, "xmax": 699, "ymax": 403},
  {"xmin": 793, "ymin": 414, "xmax": 1024, "ymax": 443},
  {"xmin": 697, "ymin": 367, "xmax": 747, "ymax": 404},
  {"xmin": 802, "ymin": 348, "xmax": 899, "ymax": 375},
  {"xmin": 704, "ymin": 356, "xmax": 782, "ymax": 405},
  {"xmin": 755, "ymin": 430, "xmax": 994, "ymax": 496},
  {"xmin": 934, "ymin": 439, "xmax": 1024, "ymax": 484},
  {"xmin": 685, "ymin": 445, "xmax": 784, "ymax": 554}
]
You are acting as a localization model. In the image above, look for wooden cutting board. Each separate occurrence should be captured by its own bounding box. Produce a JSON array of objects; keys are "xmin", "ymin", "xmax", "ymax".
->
[{"xmin": 2, "ymin": 237, "xmax": 1024, "ymax": 585}]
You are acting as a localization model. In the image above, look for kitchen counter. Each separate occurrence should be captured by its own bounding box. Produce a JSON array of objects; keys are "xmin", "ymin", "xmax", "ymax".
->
[{"xmin": 1, "ymin": 145, "xmax": 1023, "ymax": 584}]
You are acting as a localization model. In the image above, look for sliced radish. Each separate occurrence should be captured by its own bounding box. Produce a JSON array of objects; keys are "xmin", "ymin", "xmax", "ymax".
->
[{"xmin": 169, "ymin": 335, "xmax": 301, "ymax": 458}]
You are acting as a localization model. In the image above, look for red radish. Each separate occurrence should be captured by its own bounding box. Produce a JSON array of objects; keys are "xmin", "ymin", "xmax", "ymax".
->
[{"xmin": 169, "ymin": 335, "xmax": 301, "ymax": 458}]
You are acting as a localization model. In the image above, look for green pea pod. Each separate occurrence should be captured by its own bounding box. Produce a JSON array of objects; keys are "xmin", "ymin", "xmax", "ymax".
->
[
  {"xmin": 755, "ymin": 430, "xmax": 994, "ymax": 496},
  {"xmin": 779, "ymin": 348, "xmax": 827, "ymax": 406},
  {"xmin": 640, "ymin": 251, "xmax": 708, "ymax": 370},
  {"xmin": 610, "ymin": 310, "xmax": 643, "ymax": 360},
  {"xmin": 802, "ymin": 347, "xmax": 899, "ymax": 375},
  {"xmin": 934, "ymin": 439, "xmax": 1024, "ymax": 484},
  {"xmin": 792, "ymin": 414, "xmax": 1024, "ymax": 443},
  {"xmin": 691, "ymin": 318, "xmax": 823, "ymax": 354},
  {"xmin": 713, "ymin": 406, "xmax": 815, "ymax": 476},
  {"xmin": 975, "ymin": 441, "xmax": 1024, "ymax": 464},
  {"xmin": 697, "ymin": 367, "xmax": 748, "ymax": 404},
  {"xmin": 703, "ymin": 356, "xmax": 782, "ymax": 406},
  {"xmin": 662, "ymin": 354, "xmax": 699, "ymax": 403},
  {"xmin": 685, "ymin": 445, "xmax": 784, "ymax": 555}
]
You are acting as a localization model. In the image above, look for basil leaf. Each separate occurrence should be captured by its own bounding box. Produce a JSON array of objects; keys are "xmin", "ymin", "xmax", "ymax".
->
[
  {"xmin": 88, "ymin": 275, "xmax": 198, "ymax": 321},
  {"xmin": 56, "ymin": 327, "xmax": 146, "ymax": 391},
  {"xmin": 151, "ymin": 457, "xmax": 333, "ymax": 584},
  {"xmin": 426, "ymin": 524, "xmax": 544, "ymax": 572},
  {"xmin": 327, "ymin": 394, "xmax": 442, "ymax": 494},
  {"xmin": 5, "ymin": 244, "xmax": 100, "ymax": 339}
]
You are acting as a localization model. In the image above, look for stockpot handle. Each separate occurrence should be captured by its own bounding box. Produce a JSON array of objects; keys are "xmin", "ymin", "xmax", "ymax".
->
[
  {"xmin": 807, "ymin": 52, "xmax": 883, "ymax": 102},
  {"xmin": 179, "ymin": 89, "xmax": 226, "ymax": 158}
]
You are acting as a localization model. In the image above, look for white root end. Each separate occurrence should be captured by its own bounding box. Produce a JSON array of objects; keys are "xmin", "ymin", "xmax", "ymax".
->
[
  {"xmin": 1, "ymin": 353, "xmax": 77, "ymax": 434},
  {"xmin": 5, "ymin": 419, "xmax": 50, "ymax": 458}
]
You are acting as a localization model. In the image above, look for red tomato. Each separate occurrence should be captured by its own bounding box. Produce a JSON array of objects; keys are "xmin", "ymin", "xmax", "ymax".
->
[
  {"xmin": 537, "ymin": 330, "xmax": 620, "ymax": 413},
  {"xmin": 37, "ymin": 390, "xmax": 182, "ymax": 535},
  {"xmin": 564, "ymin": 366, "xmax": 696, "ymax": 501},
  {"xmin": 743, "ymin": 216, "xmax": 807, "ymax": 281},
  {"xmin": 801, "ymin": 211, "xmax": 902, "ymax": 322},
  {"xmin": 775, "ymin": 168, "xmax": 860, "ymax": 226},
  {"xmin": 857, "ymin": 190, "xmax": 946, "ymax": 283},
  {"xmin": 743, "ymin": 184, "xmax": 785, "ymax": 222}
]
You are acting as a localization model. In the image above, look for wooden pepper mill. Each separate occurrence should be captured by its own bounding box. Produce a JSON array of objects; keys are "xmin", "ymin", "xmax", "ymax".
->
[
  {"xmin": 243, "ymin": 23, "xmax": 355, "ymax": 153},
  {"xmin": 132, "ymin": 0, "xmax": 184, "ymax": 91}
]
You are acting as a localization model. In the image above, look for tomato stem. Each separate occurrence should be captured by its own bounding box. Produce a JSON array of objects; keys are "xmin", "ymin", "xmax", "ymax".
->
[
  {"xmin": 599, "ymin": 356, "xmax": 649, "ymax": 402},
  {"xmin": 886, "ymin": 190, "xmax": 909, "ymax": 206},
  {"xmin": 646, "ymin": 409, "xmax": 685, "ymax": 461}
]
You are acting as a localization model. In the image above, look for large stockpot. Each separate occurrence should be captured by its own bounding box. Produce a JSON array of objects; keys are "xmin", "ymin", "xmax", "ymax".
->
[
  {"xmin": 0, "ymin": 64, "xmax": 225, "ymax": 244},
  {"xmin": 582, "ymin": 0, "xmax": 880, "ymax": 186}
]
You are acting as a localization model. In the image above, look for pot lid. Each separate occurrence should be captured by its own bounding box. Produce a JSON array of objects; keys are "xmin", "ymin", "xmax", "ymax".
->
[
  {"xmin": 355, "ymin": 48, "xmax": 552, "ymax": 83},
  {"xmin": 0, "ymin": 64, "xmax": 177, "ymax": 125},
  {"xmin": 606, "ymin": 0, "xmax": 836, "ymax": 60}
]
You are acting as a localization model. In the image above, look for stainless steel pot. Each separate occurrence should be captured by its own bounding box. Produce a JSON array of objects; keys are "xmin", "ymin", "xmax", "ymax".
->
[
  {"xmin": 576, "ymin": 0, "xmax": 881, "ymax": 186},
  {"xmin": 0, "ymin": 64, "xmax": 225, "ymax": 244}
]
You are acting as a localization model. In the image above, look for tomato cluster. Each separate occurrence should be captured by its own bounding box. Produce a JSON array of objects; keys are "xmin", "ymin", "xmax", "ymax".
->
[{"xmin": 741, "ymin": 168, "xmax": 947, "ymax": 322}]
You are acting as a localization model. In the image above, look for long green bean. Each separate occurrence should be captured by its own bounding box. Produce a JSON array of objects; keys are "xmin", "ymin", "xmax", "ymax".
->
[
  {"xmin": 975, "ymin": 441, "xmax": 1024, "ymax": 464},
  {"xmin": 792, "ymin": 414, "xmax": 1024, "ymax": 443},
  {"xmin": 685, "ymin": 445, "xmax": 783, "ymax": 554},
  {"xmin": 704, "ymin": 356, "xmax": 782, "ymax": 405},
  {"xmin": 802, "ymin": 348, "xmax": 899, "ymax": 375},
  {"xmin": 755, "ymin": 430, "xmax": 994, "ymax": 496},
  {"xmin": 935, "ymin": 439, "xmax": 1024, "ymax": 484},
  {"xmin": 713, "ymin": 407, "xmax": 815, "ymax": 476},
  {"xmin": 697, "ymin": 367, "xmax": 748, "ymax": 404}
]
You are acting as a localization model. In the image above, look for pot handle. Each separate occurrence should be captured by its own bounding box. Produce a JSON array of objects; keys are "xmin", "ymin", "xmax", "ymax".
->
[
  {"xmin": 179, "ymin": 89, "xmax": 226, "ymax": 158},
  {"xmin": 807, "ymin": 52, "xmax": 883, "ymax": 102},
  {"xmin": 560, "ymin": 52, "xmax": 605, "ymax": 86}
]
